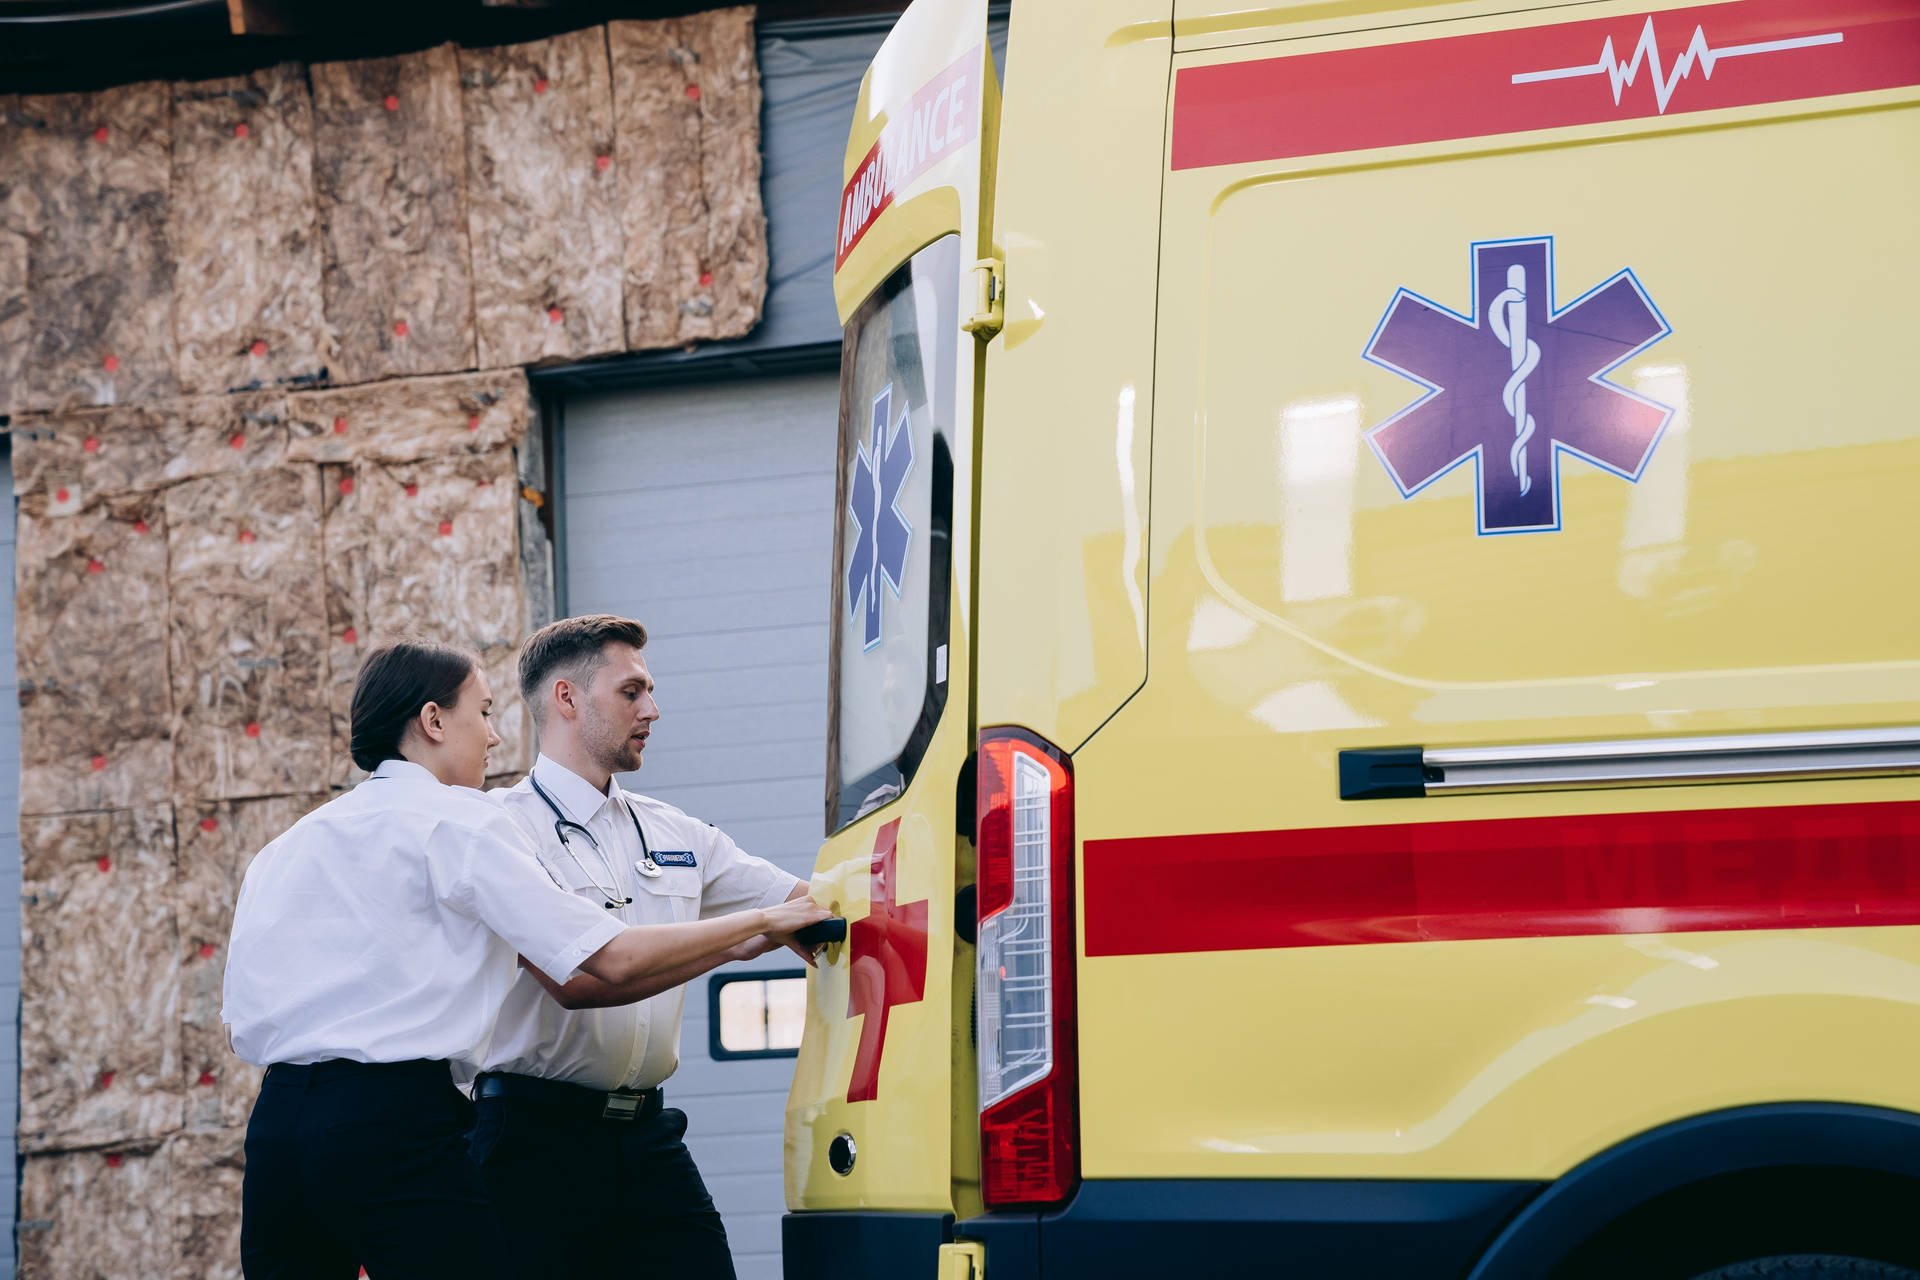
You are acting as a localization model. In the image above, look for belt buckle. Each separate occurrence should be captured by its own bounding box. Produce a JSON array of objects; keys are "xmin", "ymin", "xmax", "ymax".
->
[{"xmin": 602, "ymin": 1091, "xmax": 643, "ymax": 1122}]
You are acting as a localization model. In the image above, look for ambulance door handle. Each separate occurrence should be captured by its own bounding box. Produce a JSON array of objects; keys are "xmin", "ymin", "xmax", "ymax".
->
[{"xmin": 793, "ymin": 917, "xmax": 846, "ymax": 947}]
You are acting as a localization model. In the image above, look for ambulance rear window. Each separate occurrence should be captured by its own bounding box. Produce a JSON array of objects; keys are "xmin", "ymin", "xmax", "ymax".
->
[{"xmin": 825, "ymin": 234, "xmax": 959, "ymax": 835}]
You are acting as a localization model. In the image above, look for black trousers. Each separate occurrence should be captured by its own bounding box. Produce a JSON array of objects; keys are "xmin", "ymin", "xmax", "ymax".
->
[
  {"xmin": 469, "ymin": 1084, "xmax": 736, "ymax": 1280},
  {"xmin": 242, "ymin": 1059, "xmax": 511, "ymax": 1280}
]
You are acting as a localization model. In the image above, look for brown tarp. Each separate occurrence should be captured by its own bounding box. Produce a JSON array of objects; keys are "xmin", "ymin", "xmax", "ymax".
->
[
  {"xmin": 4, "ymin": 82, "xmax": 178, "ymax": 411},
  {"xmin": 18, "ymin": 805, "xmax": 181, "ymax": 1154},
  {"xmin": 12, "ymin": 393, "xmax": 293, "ymax": 503},
  {"xmin": 286, "ymin": 368, "xmax": 528, "ymax": 464},
  {"xmin": 610, "ymin": 7, "xmax": 767, "ymax": 349},
  {"xmin": 15, "ymin": 493, "xmax": 174, "ymax": 815},
  {"xmin": 460, "ymin": 28, "xmax": 625, "ymax": 368},
  {"xmin": 169, "ymin": 63, "xmax": 330, "ymax": 396},
  {"xmin": 312, "ymin": 44, "xmax": 478, "ymax": 386},
  {"xmin": 166, "ymin": 467, "xmax": 332, "ymax": 801},
  {"xmin": 322, "ymin": 445, "xmax": 531, "ymax": 784}
]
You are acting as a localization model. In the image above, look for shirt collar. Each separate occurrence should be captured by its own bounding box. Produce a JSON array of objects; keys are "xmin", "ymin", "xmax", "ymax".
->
[
  {"xmin": 531, "ymin": 754, "xmax": 616, "ymax": 826},
  {"xmin": 369, "ymin": 758, "xmax": 439, "ymax": 785}
]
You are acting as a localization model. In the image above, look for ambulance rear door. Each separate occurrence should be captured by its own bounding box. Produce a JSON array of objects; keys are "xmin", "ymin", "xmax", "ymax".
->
[{"xmin": 784, "ymin": 0, "xmax": 997, "ymax": 1220}]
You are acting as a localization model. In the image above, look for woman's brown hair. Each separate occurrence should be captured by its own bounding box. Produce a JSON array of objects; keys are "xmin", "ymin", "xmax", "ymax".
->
[{"xmin": 348, "ymin": 639, "xmax": 479, "ymax": 773}]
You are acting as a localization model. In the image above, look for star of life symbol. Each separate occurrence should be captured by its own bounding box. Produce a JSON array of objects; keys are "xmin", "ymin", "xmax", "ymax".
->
[
  {"xmin": 846, "ymin": 383, "xmax": 914, "ymax": 648},
  {"xmin": 1513, "ymin": 14, "xmax": 1844, "ymax": 114},
  {"xmin": 1363, "ymin": 237, "xmax": 1673, "ymax": 534}
]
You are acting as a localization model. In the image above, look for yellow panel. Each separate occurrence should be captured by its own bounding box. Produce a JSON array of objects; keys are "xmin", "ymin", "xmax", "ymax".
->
[
  {"xmin": 1074, "ymin": 6, "xmax": 1920, "ymax": 1182},
  {"xmin": 788, "ymin": 0, "xmax": 992, "ymax": 1216},
  {"xmin": 974, "ymin": 0, "xmax": 1173, "ymax": 752}
]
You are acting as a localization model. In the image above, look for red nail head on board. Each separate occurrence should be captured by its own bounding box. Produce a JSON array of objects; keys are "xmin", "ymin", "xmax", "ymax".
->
[
  {"xmin": 229, "ymin": 433, "xmax": 246, "ymax": 450},
  {"xmin": 404, "ymin": 484, "xmax": 419, "ymax": 498},
  {"xmin": 250, "ymin": 340, "xmax": 267, "ymax": 357},
  {"xmin": 333, "ymin": 416, "xmax": 349, "ymax": 434},
  {"xmin": 200, "ymin": 816, "xmax": 218, "ymax": 832},
  {"xmin": 91, "ymin": 754, "xmax": 107, "ymax": 771},
  {"xmin": 100, "ymin": 1072, "xmax": 115, "ymax": 1088},
  {"xmin": 699, "ymin": 271, "xmax": 714, "ymax": 288},
  {"xmin": 339, "ymin": 477, "xmax": 354, "ymax": 495},
  {"xmin": 87, "ymin": 559, "xmax": 104, "ymax": 574},
  {"xmin": 234, "ymin": 122, "xmax": 250, "ymax": 139},
  {"xmin": 83, "ymin": 437, "xmax": 100, "ymax": 453},
  {"xmin": 534, "ymin": 78, "xmax": 549, "ymax": 93},
  {"xmin": 596, "ymin": 155, "xmax": 611, "ymax": 172},
  {"xmin": 96, "ymin": 857, "xmax": 111, "ymax": 873},
  {"xmin": 94, "ymin": 126, "xmax": 109, "ymax": 143},
  {"xmin": 343, "ymin": 626, "xmax": 358, "ymax": 644},
  {"xmin": 55, "ymin": 487, "xmax": 71, "ymax": 503},
  {"xmin": 199, "ymin": 1071, "xmax": 216, "ymax": 1086},
  {"xmin": 200, "ymin": 943, "xmax": 217, "ymax": 959},
  {"xmin": 393, "ymin": 320, "xmax": 409, "ymax": 338},
  {"xmin": 245, "ymin": 721, "xmax": 261, "ymax": 739},
  {"xmin": 102, "ymin": 354, "xmax": 119, "ymax": 372},
  {"xmin": 438, "ymin": 520, "xmax": 454, "ymax": 536},
  {"xmin": 106, "ymin": 1154, "xmax": 123, "ymax": 1168},
  {"xmin": 467, "ymin": 415, "xmax": 481, "ymax": 431},
  {"xmin": 133, "ymin": 520, "xmax": 148, "ymax": 535},
  {"xmin": 238, "ymin": 530, "xmax": 256, "ymax": 544},
  {"xmin": 685, "ymin": 84, "xmax": 701, "ymax": 100},
  {"xmin": 547, "ymin": 306, "xmax": 564, "ymax": 325},
  {"xmin": 384, "ymin": 94, "xmax": 399, "ymax": 111}
]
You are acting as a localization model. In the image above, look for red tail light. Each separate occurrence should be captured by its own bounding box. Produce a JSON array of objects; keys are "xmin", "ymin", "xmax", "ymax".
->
[{"xmin": 975, "ymin": 728, "xmax": 1078, "ymax": 1208}]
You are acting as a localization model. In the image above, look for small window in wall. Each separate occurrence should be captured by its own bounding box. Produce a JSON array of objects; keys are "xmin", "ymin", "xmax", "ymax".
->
[{"xmin": 710, "ymin": 970, "xmax": 807, "ymax": 1060}]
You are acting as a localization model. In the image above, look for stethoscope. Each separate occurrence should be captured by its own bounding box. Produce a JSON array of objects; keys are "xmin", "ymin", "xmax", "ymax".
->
[{"xmin": 528, "ymin": 772, "xmax": 662, "ymax": 911}]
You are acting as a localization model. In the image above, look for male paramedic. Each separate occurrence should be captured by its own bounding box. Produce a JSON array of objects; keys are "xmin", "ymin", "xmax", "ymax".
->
[{"xmin": 468, "ymin": 613, "xmax": 814, "ymax": 1278}]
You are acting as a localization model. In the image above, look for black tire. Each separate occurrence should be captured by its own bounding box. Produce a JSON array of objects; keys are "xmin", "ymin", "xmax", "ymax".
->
[{"xmin": 1689, "ymin": 1257, "xmax": 1920, "ymax": 1280}]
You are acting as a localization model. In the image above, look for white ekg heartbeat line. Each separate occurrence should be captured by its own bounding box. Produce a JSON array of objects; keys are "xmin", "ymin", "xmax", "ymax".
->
[{"xmin": 1512, "ymin": 16, "xmax": 1844, "ymax": 114}]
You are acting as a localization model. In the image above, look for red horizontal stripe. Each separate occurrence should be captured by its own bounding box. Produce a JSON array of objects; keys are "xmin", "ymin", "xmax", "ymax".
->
[
  {"xmin": 1083, "ymin": 799, "xmax": 1920, "ymax": 956},
  {"xmin": 1170, "ymin": 0, "xmax": 1920, "ymax": 171}
]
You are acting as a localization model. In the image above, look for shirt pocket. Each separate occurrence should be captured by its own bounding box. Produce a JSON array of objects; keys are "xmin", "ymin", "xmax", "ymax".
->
[
  {"xmin": 546, "ymin": 853, "xmax": 620, "ymax": 908},
  {"xmin": 632, "ymin": 868, "xmax": 700, "ymax": 923}
]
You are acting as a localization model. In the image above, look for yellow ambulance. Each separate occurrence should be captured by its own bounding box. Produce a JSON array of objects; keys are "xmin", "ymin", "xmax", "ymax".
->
[{"xmin": 783, "ymin": 1, "xmax": 1920, "ymax": 1276}]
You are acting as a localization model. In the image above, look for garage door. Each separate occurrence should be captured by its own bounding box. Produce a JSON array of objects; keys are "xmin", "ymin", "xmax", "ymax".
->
[{"xmin": 560, "ymin": 370, "xmax": 840, "ymax": 1280}]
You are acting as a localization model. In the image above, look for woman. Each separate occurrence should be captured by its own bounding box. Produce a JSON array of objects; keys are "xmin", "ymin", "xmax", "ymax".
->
[{"xmin": 223, "ymin": 639, "xmax": 826, "ymax": 1279}]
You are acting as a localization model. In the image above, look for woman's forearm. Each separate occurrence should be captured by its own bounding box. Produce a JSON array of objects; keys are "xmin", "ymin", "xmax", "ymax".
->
[{"xmin": 577, "ymin": 908, "xmax": 769, "ymax": 986}]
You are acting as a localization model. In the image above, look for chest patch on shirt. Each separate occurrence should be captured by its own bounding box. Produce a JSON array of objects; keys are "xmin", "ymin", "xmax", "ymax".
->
[{"xmin": 650, "ymin": 850, "xmax": 697, "ymax": 868}]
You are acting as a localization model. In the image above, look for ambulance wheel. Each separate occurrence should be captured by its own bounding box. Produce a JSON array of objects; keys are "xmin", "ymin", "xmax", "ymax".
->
[{"xmin": 1687, "ymin": 1257, "xmax": 1920, "ymax": 1280}]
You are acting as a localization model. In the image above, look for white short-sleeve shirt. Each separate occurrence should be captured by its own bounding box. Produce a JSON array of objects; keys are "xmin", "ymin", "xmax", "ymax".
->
[
  {"xmin": 461, "ymin": 754, "xmax": 802, "ymax": 1092},
  {"xmin": 222, "ymin": 758, "xmax": 626, "ymax": 1068}
]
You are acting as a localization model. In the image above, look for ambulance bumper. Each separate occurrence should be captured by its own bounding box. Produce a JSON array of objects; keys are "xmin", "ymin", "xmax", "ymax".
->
[{"xmin": 782, "ymin": 1178, "xmax": 1541, "ymax": 1280}]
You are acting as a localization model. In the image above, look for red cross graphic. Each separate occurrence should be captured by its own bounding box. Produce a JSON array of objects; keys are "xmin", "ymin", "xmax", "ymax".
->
[{"xmin": 845, "ymin": 818, "xmax": 928, "ymax": 1103}]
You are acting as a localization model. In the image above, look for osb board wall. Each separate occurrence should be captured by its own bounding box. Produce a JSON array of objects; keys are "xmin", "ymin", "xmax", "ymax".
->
[
  {"xmin": 0, "ymin": 5, "xmax": 766, "ymax": 418},
  {"xmin": 3, "ymin": 10, "xmax": 766, "ymax": 1273}
]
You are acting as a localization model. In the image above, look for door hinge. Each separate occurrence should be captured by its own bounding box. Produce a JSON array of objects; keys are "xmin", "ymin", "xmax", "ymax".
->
[
  {"xmin": 962, "ymin": 257, "xmax": 1004, "ymax": 340},
  {"xmin": 938, "ymin": 1240, "xmax": 986, "ymax": 1280}
]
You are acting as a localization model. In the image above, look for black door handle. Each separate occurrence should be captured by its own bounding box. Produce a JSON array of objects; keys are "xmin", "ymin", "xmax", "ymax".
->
[{"xmin": 793, "ymin": 917, "xmax": 847, "ymax": 947}]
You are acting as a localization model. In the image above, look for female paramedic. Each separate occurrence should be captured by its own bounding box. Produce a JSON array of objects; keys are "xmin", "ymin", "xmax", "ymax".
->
[{"xmin": 222, "ymin": 638, "xmax": 828, "ymax": 1279}]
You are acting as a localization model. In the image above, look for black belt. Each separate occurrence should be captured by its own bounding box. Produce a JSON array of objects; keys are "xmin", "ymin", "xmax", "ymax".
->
[
  {"xmin": 473, "ymin": 1071, "xmax": 663, "ymax": 1123},
  {"xmin": 265, "ymin": 1059, "xmax": 453, "ymax": 1086}
]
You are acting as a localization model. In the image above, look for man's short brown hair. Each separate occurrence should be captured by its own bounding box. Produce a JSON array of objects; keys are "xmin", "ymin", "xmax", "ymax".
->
[{"xmin": 518, "ymin": 614, "xmax": 649, "ymax": 721}]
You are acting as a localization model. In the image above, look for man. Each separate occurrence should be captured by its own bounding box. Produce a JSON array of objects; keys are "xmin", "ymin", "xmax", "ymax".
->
[{"xmin": 468, "ymin": 613, "xmax": 816, "ymax": 1279}]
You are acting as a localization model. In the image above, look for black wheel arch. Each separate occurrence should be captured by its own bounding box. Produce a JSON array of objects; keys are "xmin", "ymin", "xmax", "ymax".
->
[{"xmin": 1467, "ymin": 1103, "xmax": 1920, "ymax": 1280}]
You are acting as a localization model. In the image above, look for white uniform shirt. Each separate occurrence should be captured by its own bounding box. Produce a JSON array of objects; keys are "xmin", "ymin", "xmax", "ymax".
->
[
  {"xmin": 223, "ymin": 759, "xmax": 626, "ymax": 1068},
  {"xmin": 463, "ymin": 754, "xmax": 802, "ymax": 1092}
]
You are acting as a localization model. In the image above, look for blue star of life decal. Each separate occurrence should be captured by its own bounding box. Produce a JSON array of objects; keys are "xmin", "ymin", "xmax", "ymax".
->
[
  {"xmin": 846, "ymin": 383, "xmax": 914, "ymax": 650},
  {"xmin": 1363, "ymin": 236, "xmax": 1674, "ymax": 534}
]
